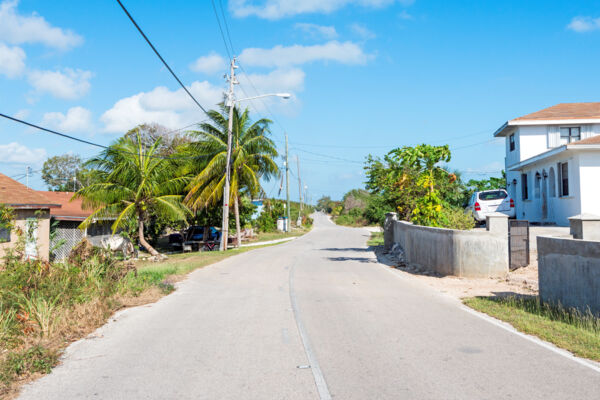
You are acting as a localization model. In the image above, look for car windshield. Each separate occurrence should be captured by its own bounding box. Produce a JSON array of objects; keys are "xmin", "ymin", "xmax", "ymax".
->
[{"xmin": 478, "ymin": 190, "xmax": 507, "ymax": 201}]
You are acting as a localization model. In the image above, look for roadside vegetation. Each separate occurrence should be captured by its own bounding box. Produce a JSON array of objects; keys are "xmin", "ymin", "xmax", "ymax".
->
[
  {"xmin": 318, "ymin": 144, "xmax": 505, "ymax": 230},
  {"xmin": 367, "ymin": 232, "xmax": 384, "ymax": 246},
  {"xmin": 464, "ymin": 296, "xmax": 600, "ymax": 361}
]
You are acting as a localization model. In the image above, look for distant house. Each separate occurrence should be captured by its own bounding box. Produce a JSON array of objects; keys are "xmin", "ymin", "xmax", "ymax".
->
[
  {"xmin": 38, "ymin": 191, "xmax": 114, "ymax": 260},
  {"xmin": 494, "ymin": 102, "xmax": 600, "ymax": 225},
  {"xmin": 0, "ymin": 174, "xmax": 59, "ymax": 260}
]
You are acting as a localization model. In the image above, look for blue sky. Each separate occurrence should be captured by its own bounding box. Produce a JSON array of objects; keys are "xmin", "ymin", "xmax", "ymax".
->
[{"xmin": 1, "ymin": 0, "xmax": 600, "ymax": 201}]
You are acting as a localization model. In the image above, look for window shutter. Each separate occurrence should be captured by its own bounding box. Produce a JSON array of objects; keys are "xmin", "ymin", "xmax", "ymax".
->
[{"xmin": 547, "ymin": 126, "xmax": 559, "ymax": 147}]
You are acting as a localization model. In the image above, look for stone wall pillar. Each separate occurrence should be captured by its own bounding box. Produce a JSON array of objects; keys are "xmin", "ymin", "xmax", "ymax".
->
[
  {"xmin": 383, "ymin": 212, "xmax": 398, "ymax": 252},
  {"xmin": 486, "ymin": 213, "xmax": 509, "ymax": 236},
  {"xmin": 569, "ymin": 214, "xmax": 600, "ymax": 241}
]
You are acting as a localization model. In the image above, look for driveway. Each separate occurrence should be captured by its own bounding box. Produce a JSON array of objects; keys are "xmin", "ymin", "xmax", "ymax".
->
[{"xmin": 19, "ymin": 214, "xmax": 599, "ymax": 399}]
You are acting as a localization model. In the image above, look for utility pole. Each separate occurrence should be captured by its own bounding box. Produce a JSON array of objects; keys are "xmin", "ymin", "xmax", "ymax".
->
[
  {"xmin": 296, "ymin": 155, "xmax": 302, "ymax": 211},
  {"xmin": 220, "ymin": 57, "xmax": 238, "ymax": 251},
  {"xmin": 25, "ymin": 166, "xmax": 31, "ymax": 188},
  {"xmin": 285, "ymin": 133, "xmax": 291, "ymax": 232}
]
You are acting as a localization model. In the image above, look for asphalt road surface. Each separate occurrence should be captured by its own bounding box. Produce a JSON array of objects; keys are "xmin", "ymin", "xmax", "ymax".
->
[{"xmin": 19, "ymin": 213, "xmax": 600, "ymax": 399}]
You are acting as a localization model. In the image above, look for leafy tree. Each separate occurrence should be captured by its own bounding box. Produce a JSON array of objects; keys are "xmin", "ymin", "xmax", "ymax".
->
[
  {"xmin": 42, "ymin": 154, "xmax": 92, "ymax": 191},
  {"xmin": 74, "ymin": 131, "xmax": 190, "ymax": 257},
  {"xmin": 185, "ymin": 104, "xmax": 279, "ymax": 247},
  {"xmin": 124, "ymin": 123, "xmax": 191, "ymax": 156}
]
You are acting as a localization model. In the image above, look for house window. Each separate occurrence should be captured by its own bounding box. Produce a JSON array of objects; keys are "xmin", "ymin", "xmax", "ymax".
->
[
  {"xmin": 534, "ymin": 172, "xmax": 541, "ymax": 198},
  {"xmin": 558, "ymin": 162, "xmax": 569, "ymax": 197},
  {"xmin": 0, "ymin": 226, "xmax": 10, "ymax": 243},
  {"xmin": 521, "ymin": 173, "xmax": 528, "ymax": 200},
  {"xmin": 509, "ymin": 134, "xmax": 515, "ymax": 151},
  {"xmin": 559, "ymin": 127, "xmax": 581, "ymax": 144}
]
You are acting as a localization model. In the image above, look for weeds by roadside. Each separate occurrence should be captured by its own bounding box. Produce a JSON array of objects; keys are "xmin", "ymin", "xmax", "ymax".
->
[
  {"xmin": 464, "ymin": 296, "xmax": 600, "ymax": 361},
  {"xmin": 367, "ymin": 232, "xmax": 384, "ymax": 246}
]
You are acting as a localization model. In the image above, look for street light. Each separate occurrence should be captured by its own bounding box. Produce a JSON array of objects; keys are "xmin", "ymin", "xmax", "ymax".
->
[{"xmin": 220, "ymin": 58, "xmax": 290, "ymax": 251}]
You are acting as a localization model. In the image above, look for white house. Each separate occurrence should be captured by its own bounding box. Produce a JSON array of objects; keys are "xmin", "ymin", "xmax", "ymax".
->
[{"xmin": 494, "ymin": 102, "xmax": 600, "ymax": 226}]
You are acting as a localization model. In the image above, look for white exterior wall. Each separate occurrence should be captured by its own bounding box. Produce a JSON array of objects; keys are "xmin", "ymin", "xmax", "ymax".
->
[
  {"xmin": 579, "ymin": 152, "xmax": 600, "ymax": 216},
  {"xmin": 505, "ymin": 128, "xmax": 520, "ymax": 167},
  {"xmin": 518, "ymin": 126, "xmax": 550, "ymax": 161}
]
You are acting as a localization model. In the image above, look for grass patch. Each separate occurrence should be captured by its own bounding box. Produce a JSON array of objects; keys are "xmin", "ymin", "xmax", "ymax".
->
[
  {"xmin": 245, "ymin": 228, "xmax": 310, "ymax": 243},
  {"xmin": 464, "ymin": 296, "xmax": 600, "ymax": 361},
  {"xmin": 367, "ymin": 232, "xmax": 384, "ymax": 246},
  {"xmin": 334, "ymin": 214, "xmax": 369, "ymax": 227}
]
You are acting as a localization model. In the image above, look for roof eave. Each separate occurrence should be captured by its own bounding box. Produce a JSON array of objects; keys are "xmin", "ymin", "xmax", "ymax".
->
[{"xmin": 508, "ymin": 146, "xmax": 568, "ymax": 171}]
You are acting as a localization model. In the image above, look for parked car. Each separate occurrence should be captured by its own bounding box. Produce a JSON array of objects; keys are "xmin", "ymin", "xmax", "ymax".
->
[
  {"xmin": 169, "ymin": 226, "xmax": 222, "ymax": 251},
  {"xmin": 466, "ymin": 189, "xmax": 515, "ymax": 223}
]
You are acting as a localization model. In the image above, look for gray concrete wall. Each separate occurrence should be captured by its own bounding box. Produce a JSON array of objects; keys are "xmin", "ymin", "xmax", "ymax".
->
[
  {"xmin": 538, "ymin": 236, "xmax": 600, "ymax": 316},
  {"xmin": 390, "ymin": 220, "xmax": 508, "ymax": 278}
]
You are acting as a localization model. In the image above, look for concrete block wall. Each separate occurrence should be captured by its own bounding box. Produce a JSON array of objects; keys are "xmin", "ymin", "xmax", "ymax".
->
[
  {"xmin": 388, "ymin": 220, "xmax": 508, "ymax": 278},
  {"xmin": 538, "ymin": 236, "xmax": 600, "ymax": 316}
]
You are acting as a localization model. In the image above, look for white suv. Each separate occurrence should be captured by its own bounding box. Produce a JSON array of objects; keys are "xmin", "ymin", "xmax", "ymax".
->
[{"xmin": 466, "ymin": 189, "xmax": 515, "ymax": 223}]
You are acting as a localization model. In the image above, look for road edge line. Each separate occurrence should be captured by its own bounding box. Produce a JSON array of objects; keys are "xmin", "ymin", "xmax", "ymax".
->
[{"xmin": 289, "ymin": 260, "xmax": 333, "ymax": 400}]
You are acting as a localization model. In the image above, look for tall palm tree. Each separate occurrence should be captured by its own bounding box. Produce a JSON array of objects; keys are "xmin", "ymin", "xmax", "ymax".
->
[
  {"xmin": 74, "ymin": 130, "xmax": 190, "ymax": 257},
  {"xmin": 185, "ymin": 104, "xmax": 279, "ymax": 247}
]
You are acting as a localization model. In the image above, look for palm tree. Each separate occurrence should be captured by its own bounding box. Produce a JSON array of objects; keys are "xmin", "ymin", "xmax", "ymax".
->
[
  {"xmin": 74, "ymin": 130, "xmax": 190, "ymax": 257},
  {"xmin": 185, "ymin": 104, "xmax": 279, "ymax": 247}
]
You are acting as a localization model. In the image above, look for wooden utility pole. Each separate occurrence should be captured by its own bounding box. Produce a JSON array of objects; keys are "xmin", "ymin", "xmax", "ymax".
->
[
  {"xmin": 220, "ymin": 57, "xmax": 237, "ymax": 251},
  {"xmin": 296, "ymin": 155, "xmax": 303, "ymax": 211},
  {"xmin": 285, "ymin": 133, "xmax": 291, "ymax": 232}
]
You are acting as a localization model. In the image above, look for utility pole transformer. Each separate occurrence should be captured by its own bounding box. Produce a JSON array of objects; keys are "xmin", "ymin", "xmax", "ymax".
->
[
  {"xmin": 220, "ymin": 57, "xmax": 238, "ymax": 251},
  {"xmin": 285, "ymin": 133, "xmax": 291, "ymax": 232}
]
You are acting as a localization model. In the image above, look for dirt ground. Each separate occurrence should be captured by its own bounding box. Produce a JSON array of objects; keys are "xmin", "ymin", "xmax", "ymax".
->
[{"xmin": 375, "ymin": 247, "xmax": 540, "ymax": 299}]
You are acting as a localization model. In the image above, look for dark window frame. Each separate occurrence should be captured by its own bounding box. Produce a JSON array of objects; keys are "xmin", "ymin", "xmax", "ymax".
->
[
  {"xmin": 559, "ymin": 127, "xmax": 581, "ymax": 144},
  {"xmin": 509, "ymin": 133, "xmax": 515, "ymax": 151},
  {"xmin": 0, "ymin": 226, "xmax": 10, "ymax": 243},
  {"xmin": 558, "ymin": 162, "xmax": 569, "ymax": 197},
  {"xmin": 521, "ymin": 173, "xmax": 528, "ymax": 200}
]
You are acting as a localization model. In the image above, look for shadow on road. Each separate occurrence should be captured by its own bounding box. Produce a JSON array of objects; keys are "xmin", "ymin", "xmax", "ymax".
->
[
  {"xmin": 326, "ymin": 256, "xmax": 376, "ymax": 263},
  {"xmin": 321, "ymin": 247, "xmax": 370, "ymax": 252}
]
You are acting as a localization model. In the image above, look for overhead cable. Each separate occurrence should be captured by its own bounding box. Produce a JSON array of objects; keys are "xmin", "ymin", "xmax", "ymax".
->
[{"xmin": 115, "ymin": 0, "xmax": 209, "ymax": 115}]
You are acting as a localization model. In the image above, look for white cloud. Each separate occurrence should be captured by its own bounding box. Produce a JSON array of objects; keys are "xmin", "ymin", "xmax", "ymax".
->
[
  {"xmin": 0, "ymin": 0, "xmax": 83, "ymax": 50},
  {"xmin": 239, "ymin": 41, "xmax": 370, "ymax": 68},
  {"xmin": 230, "ymin": 0, "xmax": 414, "ymax": 19},
  {"xmin": 13, "ymin": 109, "xmax": 29, "ymax": 119},
  {"xmin": 294, "ymin": 22, "xmax": 338, "ymax": 39},
  {"xmin": 101, "ymin": 69, "xmax": 305, "ymax": 133},
  {"xmin": 350, "ymin": 23, "xmax": 376, "ymax": 40},
  {"xmin": 190, "ymin": 52, "xmax": 227, "ymax": 75},
  {"xmin": 42, "ymin": 106, "xmax": 93, "ymax": 133},
  {"xmin": 398, "ymin": 10, "xmax": 413, "ymax": 20},
  {"xmin": 567, "ymin": 16, "xmax": 600, "ymax": 33},
  {"xmin": 0, "ymin": 42, "xmax": 25, "ymax": 78},
  {"xmin": 0, "ymin": 142, "xmax": 46, "ymax": 165},
  {"xmin": 100, "ymin": 81, "xmax": 223, "ymax": 133},
  {"xmin": 28, "ymin": 68, "xmax": 92, "ymax": 100}
]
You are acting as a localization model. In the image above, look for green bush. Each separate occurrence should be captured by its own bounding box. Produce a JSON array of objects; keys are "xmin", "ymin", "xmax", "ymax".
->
[{"xmin": 439, "ymin": 207, "xmax": 476, "ymax": 230}]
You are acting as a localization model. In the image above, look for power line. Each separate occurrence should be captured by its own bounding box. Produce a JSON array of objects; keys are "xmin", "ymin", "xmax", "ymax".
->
[
  {"xmin": 292, "ymin": 148, "xmax": 363, "ymax": 164},
  {"xmin": 0, "ymin": 113, "xmax": 107, "ymax": 149},
  {"xmin": 0, "ymin": 113, "xmax": 213, "ymax": 161},
  {"xmin": 210, "ymin": 0, "xmax": 233, "ymax": 60},
  {"xmin": 115, "ymin": 0, "xmax": 209, "ymax": 115}
]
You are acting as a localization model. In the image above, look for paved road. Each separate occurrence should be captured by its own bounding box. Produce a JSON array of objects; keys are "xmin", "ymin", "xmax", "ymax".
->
[{"xmin": 20, "ymin": 213, "xmax": 599, "ymax": 399}]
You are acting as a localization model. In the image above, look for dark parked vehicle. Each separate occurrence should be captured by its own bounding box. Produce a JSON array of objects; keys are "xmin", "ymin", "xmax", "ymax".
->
[{"xmin": 169, "ymin": 226, "xmax": 222, "ymax": 251}]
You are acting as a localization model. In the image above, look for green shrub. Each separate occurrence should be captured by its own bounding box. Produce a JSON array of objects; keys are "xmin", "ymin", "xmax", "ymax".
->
[
  {"xmin": 0, "ymin": 346, "xmax": 58, "ymax": 386},
  {"xmin": 439, "ymin": 207, "xmax": 476, "ymax": 230}
]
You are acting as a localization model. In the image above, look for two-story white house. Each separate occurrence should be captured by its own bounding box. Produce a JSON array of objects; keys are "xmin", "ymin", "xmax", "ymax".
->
[{"xmin": 494, "ymin": 102, "xmax": 600, "ymax": 226}]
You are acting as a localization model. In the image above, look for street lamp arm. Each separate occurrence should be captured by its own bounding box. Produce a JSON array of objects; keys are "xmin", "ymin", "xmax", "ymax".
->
[{"xmin": 236, "ymin": 93, "xmax": 291, "ymax": 102}]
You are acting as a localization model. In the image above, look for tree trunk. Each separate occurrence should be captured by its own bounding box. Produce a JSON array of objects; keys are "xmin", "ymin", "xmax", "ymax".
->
[
  {"xmin": 138, "ymin": 217, "xmax": 160, "ymax": 257},
  {"xmin": 234, "ymin": 195, "xmax": 241, "ymax": 248}
]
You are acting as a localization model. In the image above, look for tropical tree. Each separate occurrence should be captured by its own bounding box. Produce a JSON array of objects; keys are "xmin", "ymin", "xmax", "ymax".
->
[
  {"xmin": 185, "ymin": 104, "xmax": 279, "ymax": 247},
  {"xmin": 74, "ymin": 131, "xmax": 190, "ymax": 257}
]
